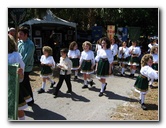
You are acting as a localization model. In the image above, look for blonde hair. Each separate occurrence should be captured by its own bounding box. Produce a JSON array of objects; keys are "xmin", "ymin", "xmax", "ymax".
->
[
  {"xmin": 69, "ymin": 41, "xmax": 77, "ymax": 50},
  {"xmin": 42, "ymin": 46, "xmax": 53, "ymax": 56},
  {"xmin": 141, "ymin": 54, "xmax": 153, "ymax": 67},
  {"xmin": 8, "ymin": 34, "xmax": 17, "ymax": 53},
  {"xmin": 150, "ymin": 46, "xmax": 158, "ymax": 54},
  {"xmin": 82, "ymin": 41, "xmax": 92, "ymax": 50}
]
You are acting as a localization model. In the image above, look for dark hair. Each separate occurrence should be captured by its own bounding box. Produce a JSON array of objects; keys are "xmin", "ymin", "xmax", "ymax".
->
[
  {"xmin": 101, "ymin": 37, "xmax": 110, "ymax": 49},
  {"xmin": 8, "ymin": 35, "xmax": 17, "ymax": 53},
  {"xmin": 42, "ymin": 46, "xmax": 53, "ymax": 56},
  {"xmin": 69, "ymin": 41, "xmax": 77, "ymax": 50},
  {"xmin": 18, "ymin": 26, "xmax": 29, "ymax": 36},
  {"xmin": 60, "ymin": 48, "xmax": 68, "ymax": 54}
]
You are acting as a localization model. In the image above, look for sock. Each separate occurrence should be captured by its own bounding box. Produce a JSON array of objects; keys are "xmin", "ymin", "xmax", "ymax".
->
[
  {"xmin": 48, "ymin": 78, "xmax": 54, "ymax": 84},
  {"xmin": 149, "ymin": 79, "xmax": 154, "ymax": 85},
  {"xmin": 131, "ymin": 69, "xmax": 136, "ymax": 74},
  {"xmin": 140, "ymin": 93, "xmax": 145, "ymax": 104},
  {"xmin": 75, "ymin": 71, "xmax": 78, "ymax": 77},
  {"xmin": 100, "ymin": 83, "xmax": 106, "ymax": 92},
  {"xmin": 121, "ymin": 68, "xmax": 125, "ymax": 74},
  {"xmin": 84, "ymin": 80, "xmax": 87, "ymax": 85},
  {"xmin": 42, "ymin": 82, "xmax": 46, "ymax": 90},
  {"xmin": 19, "ymin": 116, "xmax": 25, "ymax": 120},
  {"xmin": 87, "ymin": 78, "xmax": 92, "ymax": 82}
]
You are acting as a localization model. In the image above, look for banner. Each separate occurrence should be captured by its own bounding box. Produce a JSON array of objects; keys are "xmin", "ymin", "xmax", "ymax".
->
[
  {"xmin": 8, "ymin": 63, "xmax": 19, "ymax": 120},
  {"xmin": 117, "ymin": 27, "xmax": 128, "ymax": 42},
  {"xmin": 92, "ymin": 26, "xmax": 103, "ymax": 41},
  {"xmin": 107, "ymin": 25, "xmax": 115, "ymax": 40}
]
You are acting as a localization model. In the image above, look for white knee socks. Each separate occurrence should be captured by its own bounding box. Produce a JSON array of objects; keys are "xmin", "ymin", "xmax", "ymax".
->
[
  {"xmin": 100, "ymin": 83, "xmax": 106, "ymax": 92},
  {"xmin": 75, "ymin": 71, "xmax": 78, "ymax": 77},
  {"xmin": 140, "ymin": 93, "xmax": 145, "ymax": 104},
  {"xmin": 42, "ymin": 82, "xmax": 46, "ymax": 90}
]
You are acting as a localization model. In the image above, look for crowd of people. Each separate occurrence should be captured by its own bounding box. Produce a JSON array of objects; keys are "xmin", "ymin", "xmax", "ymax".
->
[{"xmin": 8, "ymin": 26, "xmax": 158, "ymax": 120}]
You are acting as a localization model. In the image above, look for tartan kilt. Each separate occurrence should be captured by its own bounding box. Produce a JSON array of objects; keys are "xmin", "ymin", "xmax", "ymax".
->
[
  {"xmin": 129, "ymin": 56, "xmax": 140, "ymax": 65},
  {"xmin": 81, "ymin": 60, "xmax": 93, "ymax": 73},
  {"xmin": 41, "ymin": 65, "xmax": 52, "ymax": 75},
  {"xmin": 97, "ymin": 59, "xmax": 109, "ymax": 77},
  {"xmin": 70, "ymin": 58, "xmax": 79, "ymax": 69},
  {"xmin": 134, "ymin": 75, "xmax": 149, "ymax": 92}
]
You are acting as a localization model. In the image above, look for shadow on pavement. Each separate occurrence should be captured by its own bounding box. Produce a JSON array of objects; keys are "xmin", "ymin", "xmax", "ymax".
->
[
  {"xmin": 71, "ymin": 92, "xmax": 90, "ymax": 102},
  {"xmin": 89, "ymin": 86, "xmax": 138, "ymax": 103},
  {"xmin": 25, "ymin": 104, "xmax": 66, "ymax": 120},
  {"xmin": 145, "ymin": 103, "xmax": 158, "ymax": 110}
]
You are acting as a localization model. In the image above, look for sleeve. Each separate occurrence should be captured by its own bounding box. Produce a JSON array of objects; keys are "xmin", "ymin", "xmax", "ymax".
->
[
  {"xmin": 63, "ymin": 59, "xmax": 72, "ymax": 70},
  {"xmin": 68, "ymin": 50, "xmax": 71, "ymax": 58},
  {"xmin": 115, "ymin": 44, "xmax": 118, "ymax": 55},
  {"xmin": 91, "ymin": 51, "xmax": 95, "ymax": 66},
  {"xmin": 118, "ymin": 47, "xmax": 122, "ymax": 58},
  {"xmin": 21, "ymin": 43, "xmax": 35, "ymax": 65},
  {"xmin": 51, "ymin": 56, "xmax": 56, "ymax": 68},
  {"xmin": 107, "ymin": 50, "xmax": 113, "ymax": 64},
  {"xmin": 18, "ymin": 53, "xmax": 25, "ymax": 73},
  {"xmin": 137, "ymin": 47, "xmax": 141, "ymax": 57},
  {"xmin": 40, "ymin": 55, "xmax": 44, "ymax": 63},
  {"xmin": 79, "ymin": 51, "xmax": 84, "ymax": 65},
  {"xmin": 95, "ymin": 50, "xmax": 100, "ymax": 62},
  {"xmin": 77, "ymin": 49, "xmax": 81, "ymax": 57},
  {"xmin": 124, "ymin": 47, "xmax": 129, "ymax": 58},
  {"xmin": 141, "ymin": 66, "xmax": 158, "ymax": 80}
]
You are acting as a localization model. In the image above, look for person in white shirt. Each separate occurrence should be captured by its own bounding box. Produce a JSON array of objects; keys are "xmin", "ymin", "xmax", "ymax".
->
[
  {"xmin": 134, "ymin": 54, "xmax": 158, "ymax": 110},
  {"xmin": 148, "ymin": 39, "xmax": 158, "ymax": 53},
  {"xmin": 95, "ymin": 38, "xmax": 102, "ymax": 52},
  {"xmin": 68, "ymin": 41, "xmax": 80, "ymax": 80},
  {"xmin": 110, "ymin": 37, "xmax": 118, "ymax": 72},
  {"xmin": 118, "ymin": 41, "xmax": 129, "ymax": 76},
  {"xmin": 128, "ymin": 41, "xmax": 141, "ymax": 78},
  {"xmin": 8, "ymin": 35, "xmax": 32, "ymax": 120},
  {"xmin": 38, "ymin": 46, "xmax": 56, "ymax": 94},
  {"xmin": 54, "ymin": 48, "xmax": 73, "ymax": 98},
  {"xmin": 95, "ymin": 37, "xmax": 113, "ymax": 96},
  {"xmin": 149, "ymin": 46, "xmax": 158, "ymax": 89},
  {"xmin": 79, "ymin": 41, "xmax": 95, "ymax": 89}
]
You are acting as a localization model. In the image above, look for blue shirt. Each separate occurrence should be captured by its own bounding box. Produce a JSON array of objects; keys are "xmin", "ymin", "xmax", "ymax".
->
[{"xmin": 18, "ymin": 38, "xmax": 35, "ymax": 72}]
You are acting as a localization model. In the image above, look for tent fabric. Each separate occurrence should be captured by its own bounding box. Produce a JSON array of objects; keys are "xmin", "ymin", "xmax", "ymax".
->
[{"xmin": 19, "ymin": 10, "xmax": 76, "ymax": 28}]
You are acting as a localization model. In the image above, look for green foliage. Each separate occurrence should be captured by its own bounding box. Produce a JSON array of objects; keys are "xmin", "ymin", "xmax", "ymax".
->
[{"xmin": 8, "ymin": 8, "xmax": 158, "ymax": 36}]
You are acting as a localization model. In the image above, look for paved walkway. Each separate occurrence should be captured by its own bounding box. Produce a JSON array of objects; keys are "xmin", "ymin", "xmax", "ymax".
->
[{"xmin": 25, "ymin": 68, "xmax": 139, "ymax": 121}]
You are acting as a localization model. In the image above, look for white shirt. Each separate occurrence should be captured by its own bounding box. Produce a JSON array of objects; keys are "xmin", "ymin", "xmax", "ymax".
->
[
  {"xmin": 152, "ymin": 54, "xmax": 158, "ymax": 63},
  {"xmin": 96, "ymin": 44, "xmax": 102, "ymax": 51},
  {"xmin": 80, "ymin": 50, "xmax": 95, "ymax": 66},
  {"xmin": 110, "ymin": 44, "xmax": 118, "ymax": 56},
  {"xmin": 128, "ymin": 46, "xmax": 141, "ymax": 57},
  {"xmin": 140, "ymin": 65, "xmax": 158, "ymax": 80},
  {"xmin": 68, "ymin": 49, "xmax": 80, "ymax": 58},
  {"xmin": 118, "ymin": 47, "xmax": 129, "ymax": 58},
  {"xmin": 95, "ymin": 49, "xmax": 113, "ymax": 64},
  {"xmin": 40, "ymin": 55, "xmax": 56, "ymax": 69},
  {"xmin": 58, "ymin": 57, "xmax": 72, "ymax": 75},
  {"xmin": 8, "ymin": 52, "xmax": 25, "ymax": 72}
]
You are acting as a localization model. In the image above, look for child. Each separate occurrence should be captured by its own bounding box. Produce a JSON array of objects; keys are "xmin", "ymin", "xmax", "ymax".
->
[
  {"xmin": 38, "ymin": 46, "xmax": 56, "ymax": 94},
  {"xmin": 79, "ymin": 41, "xmax": 95, "ymax": 88},
  {"xmin": 68, "ymin": 41, "xmax": 80, "ymax": 80},
  {"xmin": 110, "ymin": 37, "xmax": 118, "ymax": 72},
  {"xmin": 53, "ymin": 48, "xmax": 73, "ymax": 98},
  {"xmin": 95, "ymin": 37, "xmax": 113, "ymax": 96},
  {"xmin": 118, "ymin": 41, "xmax": 129, "ymax": 76},
  {"xmin": 134, "ymin": 54, "xmax": 158, "ymax": 110},
  {"xmin": 128, "ymin": 41, "xmax": 141, "ymax": 78},
  {"xmin": 149, "ymin": 46, "xmax": 158, "ymax": 89},
  {"xmin": 8, "ymin": 35, "xmax": 32, "ymax": 120}
]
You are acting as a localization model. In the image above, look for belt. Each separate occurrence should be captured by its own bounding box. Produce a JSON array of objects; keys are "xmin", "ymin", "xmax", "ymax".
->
[
  {"xmin": 100, "ymin": 58, "xmax": 108, "ymax": 61},
  {"xmin": 140, "ymin": 74, "xmax": 147, "ymax": 79},
  {"xmin": 83, "ymin": 60, "xmax": 91, "ymax": 62}
]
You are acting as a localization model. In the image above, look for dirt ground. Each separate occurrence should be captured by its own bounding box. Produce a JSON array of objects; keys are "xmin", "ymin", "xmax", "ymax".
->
[{"xmin": 26, "ymin": 66, "xmax": 159, "ymax": 121}]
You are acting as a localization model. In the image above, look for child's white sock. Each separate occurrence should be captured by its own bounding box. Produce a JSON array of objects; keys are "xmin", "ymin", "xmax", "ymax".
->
[
  {"xmin": 75, "ymin": 71, "xmax": 78, "ymax": 77},
  {"xmin": 131, "ymin": 69, "xmax": 136, "ymax": 74},
  {"xmin": 140, "ymin": 93, "xmax": 145, "ymax": 104},
  {"xmin": 48, "ymin": 78, "xmax": 54, "ymax": 84},
  {"xmin": 121, "ymin": 68, "xmax": 125, "ymax": 74},
  {"xmin": 19, "ymin": 116, "xmax": 25, "ymax": 120},
  {"xmin": 149, "ymin": 79, "xmax": 154, "ymax": 85},
  {"xmin": 84, "ymin": 80, "xmax": 87, "ymax": 85},
  {"xmin": 100, "ymin": 83, "xmax": 106, "ymax": 92},
  {"xmin": 42, "ymin": 82, "xmax": 46, "ymax": 90}
]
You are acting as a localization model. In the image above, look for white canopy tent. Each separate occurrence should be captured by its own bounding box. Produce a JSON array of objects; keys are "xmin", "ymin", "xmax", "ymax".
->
[{"xmin": 19, "ymin": 9, "xmax": 77, "ymax": 39}]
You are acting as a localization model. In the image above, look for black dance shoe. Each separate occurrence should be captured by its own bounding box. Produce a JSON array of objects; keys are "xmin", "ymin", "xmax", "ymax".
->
[
  {"xmin": 99, "ymin": 92, "xmax": 103, "ymax": 97},
  {"xmin": 82, "ymin": 85, "xmax": 88, "ymax": 89},
  {"xmin": 50, "ymin": 82, "xmax": 56, "ymax": 88},
  {"xmin": 37, "ymin": 88, "xmax": 45, "ymax": 94},
  {"xmin": 141, "ymin": 103, "xmax": 147, "ymax": 110}
]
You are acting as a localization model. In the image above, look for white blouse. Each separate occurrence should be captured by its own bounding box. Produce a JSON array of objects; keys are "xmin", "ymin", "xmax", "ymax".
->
[
  {"xmin": 96, "ymin": 44, "xmax": 102, "ymax": 51},
  {"xmin": 128, "ymin": 46, "xmax": 141, "ymax": 56},
  {"xmin": 58, "ymin": 57, "xmax": 72, "ymax": 75},
  {"xmin": 118, "ymin": 47, "xmax": 129, "ymax": 58},
  {"xmin": 8, "ymin": 52, "xmax": 25, "ymax": 72},
  {"xmin": 152, "ymin": 54, "xmax": 158, "ymax": 63},
  {"xmin": 140, "ymin": 65, "xmax": 158, "ymax": 80},
  {"xmin": 95, "ymin": 49, "xmax": 113, "ymax": 64},
  {"xmin": 40, "ymin": 55, "xmax": 56, "ymax": 68},
  {"xmin": 80, "ymin": 50, "xmax": 95, "ymax": 66},
  {"xmin": 68, "ymin": 49, "xmax": 80, "ymax": 58},
  {"xmin": 110, "ymin": 44, "xmax": 118, "ymax": 56}
]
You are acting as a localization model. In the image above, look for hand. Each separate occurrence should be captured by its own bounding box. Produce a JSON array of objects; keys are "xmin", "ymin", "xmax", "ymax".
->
[
  {"xmin": 48, "ymin": 64, "xmax": 53, "ymax": 67},
  {"xmin": 17, "ymin": 68, "xmax": 23, "ymax": 75},
  {"xmin": 91, "ymin": 65, "xmax": 94, "ymax": 70},
  {"xmin": 41, "ymin": 63, "xmax": 45, "ymax": 65}
]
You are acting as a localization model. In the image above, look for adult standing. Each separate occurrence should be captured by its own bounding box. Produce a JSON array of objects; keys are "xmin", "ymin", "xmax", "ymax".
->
[{"xmin": 18, "ymin": 27, "xmax": 35, "ymax": 105}]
